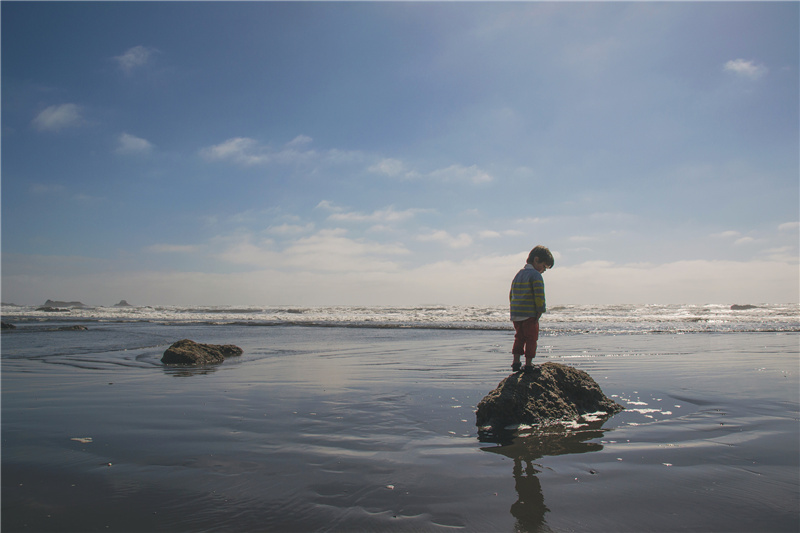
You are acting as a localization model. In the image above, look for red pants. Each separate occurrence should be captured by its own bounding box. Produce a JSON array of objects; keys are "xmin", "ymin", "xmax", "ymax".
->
[{"xmin": 512, "ymin": 318, "xmax": 539, "ymax": 362}]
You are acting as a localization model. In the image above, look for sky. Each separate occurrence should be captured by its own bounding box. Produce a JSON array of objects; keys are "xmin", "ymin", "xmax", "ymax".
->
[{"xmin": 2, "ymin": 1, "xmax": 798, "ymax": 307}]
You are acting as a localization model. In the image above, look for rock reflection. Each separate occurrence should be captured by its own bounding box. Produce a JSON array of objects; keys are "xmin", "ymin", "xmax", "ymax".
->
[
  {"xmin": 161, "ymin": 364, "xmax": 219, "ymax": 377},
  {"xmin": 480, "ymin": 420, "xmax": 610, "ymax": 532}
]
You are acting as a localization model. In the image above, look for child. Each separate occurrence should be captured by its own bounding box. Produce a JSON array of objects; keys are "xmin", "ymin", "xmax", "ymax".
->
[{"xmin": 509, "ymin": 245, "xmax": 554, "ymax": 372}]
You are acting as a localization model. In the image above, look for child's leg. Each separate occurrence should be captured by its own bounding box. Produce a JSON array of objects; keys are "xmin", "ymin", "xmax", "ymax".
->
[
  {"xmin": 512, "ymin": 321, "xmax": 525, "ymax": 367},
  {"xmin": 524, "ymin": 319, "xmax": 540, "ymax": 367}
]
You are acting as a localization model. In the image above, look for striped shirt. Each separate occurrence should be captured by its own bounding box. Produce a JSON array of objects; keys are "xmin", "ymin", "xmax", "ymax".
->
[{"xmin": 509, "ymin": 264, "xmax": 546, "ymax": 321}]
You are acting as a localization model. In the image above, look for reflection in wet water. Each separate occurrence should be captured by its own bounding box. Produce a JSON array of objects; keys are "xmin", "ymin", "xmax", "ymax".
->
[
  {"xmin": 161, "ymin": 364, "xmax": 220, "ymax": 377},
  {"xmin": 480, "ymin": 420, "xmax": 610, "ymax": 532}
]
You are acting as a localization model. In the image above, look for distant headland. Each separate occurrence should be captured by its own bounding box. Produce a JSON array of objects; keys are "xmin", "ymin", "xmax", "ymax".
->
[
  {"xmin": 34, "ymin": 299, "xmax": 135, "ymax": 310},
  {"xmin": 40, "ymin": 300, "xmax": 88, "ymax": 309}
]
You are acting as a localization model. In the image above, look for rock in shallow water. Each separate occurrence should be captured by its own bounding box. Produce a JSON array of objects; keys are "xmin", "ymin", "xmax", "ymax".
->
[
  {"xmin": 161, "ymin": 339, "xmax": 243, "ymax": 365},
  {"xmin": 476, "ymin": 362, "xmax": 623, "ymax": 431}
]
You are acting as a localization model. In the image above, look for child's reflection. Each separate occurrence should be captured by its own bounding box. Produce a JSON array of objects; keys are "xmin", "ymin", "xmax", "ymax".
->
[
  {"xmin": 510, "ymin": 455, "xmax": 548, "ymax": 532},
  {"xmin": 481, "ymin": 421, "xmax": 610, "ymax": 532}
]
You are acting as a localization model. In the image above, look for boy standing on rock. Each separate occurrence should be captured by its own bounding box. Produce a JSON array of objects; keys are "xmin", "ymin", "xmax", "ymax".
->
[{"xmin": 509, "ymin": 245, "xmax": 554, "ymax": 372}]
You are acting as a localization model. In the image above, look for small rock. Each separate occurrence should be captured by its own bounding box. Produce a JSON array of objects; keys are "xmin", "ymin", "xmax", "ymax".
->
[
  {"xmin": 57, "ymin": 325, "xmax": 89, "ymax": 331},
  {"xmin": 161, "ymin": 339, "xmax": 243, "ymax": 365},
  {"xmin": 475, "ymin": 362, "xmax": 623, "ymax": 431},
  {"xmin": 730, "ymin": 304, "xmax": 758, "ymax": 310},
  {"xmin": 1, "ymin": 321, "xmax": 16, "ymax": 330}
]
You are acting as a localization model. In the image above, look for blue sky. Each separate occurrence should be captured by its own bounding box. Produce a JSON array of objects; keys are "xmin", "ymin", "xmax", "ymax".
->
[{"xmin": 2, "ymin": 1, "xmax": 798, "ymax": 306}]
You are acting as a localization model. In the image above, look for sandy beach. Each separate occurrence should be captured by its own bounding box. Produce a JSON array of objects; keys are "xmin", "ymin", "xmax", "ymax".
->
[{"xmin": 2, "ymin": 323, "xmax": 798, "ymax": 532}]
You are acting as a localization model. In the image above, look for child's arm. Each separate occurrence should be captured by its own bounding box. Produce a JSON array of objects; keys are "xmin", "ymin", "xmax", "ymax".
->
[{"xmin": 531, "ymin": 275, "xmax": 546, "ymax": 318}]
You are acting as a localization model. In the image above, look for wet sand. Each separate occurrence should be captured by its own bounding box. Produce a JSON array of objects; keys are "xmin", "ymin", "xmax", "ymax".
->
[{"xmin": 2, "ymin": 325, "xmax": 798, "ymax": 532}]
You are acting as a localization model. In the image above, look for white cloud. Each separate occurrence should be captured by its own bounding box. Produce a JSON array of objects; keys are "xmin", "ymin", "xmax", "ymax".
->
[
  {"xmin": 328, "ymin": 205, "xmax": 431, "ymax": 224},
  {"xmin": 514, "ymin": 217, "xmax": 546, "ymax": 225},
  {"xmin": 315, "ymin": 200, "xmax": 339, "ymax": 212},
  {"xmin": 202, "ymin": 138, "xmax": 489, "ymax": 187},
  {"xmin": 366, "ymin": 224, "xmax": 394, "ymax": 233},
  {"xmin": 116, "ymin": 133, "xmax": 154, "ymax": 155},
  {"xmin": 479, "ymin": 230, "xmax": 523, "ymax": 239},
  {"xmin": 711, "ymin": 231, "xmax": 758, "ymax": 246},
  {"xmin": 214, "ymin": 229, "xmax": 410, "ymax": 273},
  {"xmin": 723, "ymin": 58, "xmax": 768, "ymax": 80},
  {"xmin": 428, "ymin": 164, "xmax": 493, "ymax": 184},
  {"xmin": 286, "ymin": 229, "xmax": 409, "ymax": 265},
  {"xmin": 266, "ymin": 223, "xmax": 315, "ymax": 235},
  {"xmin": 286, "ymin": 135, "xmax": 313, "ymax": 148},
  {"xmin": 764, "ymin": 246, "xmax": 797, "ymax": 263},
  {"xmin": 200, "ymin": 137, "xmax": 266, "ymax": 166},
  {"xmin": 32, "ymin": 103, "xmax": 83, "ymax": 132},
  {"xmin": 114, "ymin": 45, "xmax": 157, "ymax": 75},
  {"xmin": 548, "ymin": 259, "xmax": 798, "ymax": 304},
  {"xmin": 213, "ymin": 237, "xmax": 278, "ymax": 267},
  {"xmin": 369, "ymin": 158, "xmax": 492, "ymax": 184},
  {"xmin": 200, "ymin": 135, "xmax": 367, "ymax": 169},
  {"xmin": 778, "ymin": 222, "xmax": 799, "ymax": 232},
  {"xmin": 369, "ymin": 158, "xmax": 408, "ymax": 177},
  {"xmin": 367, "ymin": 158, "xmax": 426, "ymax": 180},
  {"xmin": 417, "ymin": 230, "xmax": 473, "ymax": 249}
]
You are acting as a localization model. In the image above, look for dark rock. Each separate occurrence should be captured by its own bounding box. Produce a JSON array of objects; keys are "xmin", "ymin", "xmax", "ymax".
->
[
  {"xmin": 1, "ymin": 321, "xmax": 16, "ymax": 330},
  {"xmin": 161, "ymin": 339, "xmax": 243, "ymax": 365},
  {"xmin": 57, "ymin": 325, "xmax": 88, "ymax": 331},
  {"xmin": 44, "ymin": 299, "xmax": 87, "ymax": 308},
  {"xmin": 112, "ymin": 300, "xmax": 133, "ymax": 307},
  {"xmin": 37, "ymin": 306, "xmax": 71, "ymax": 312},
  {"xmin": 476, "ymin": 362, "xmax": 623, "ymax": 431},
  {"xmin": 730, "ymin": 304, "xmax": 758, "ymax": 310}
]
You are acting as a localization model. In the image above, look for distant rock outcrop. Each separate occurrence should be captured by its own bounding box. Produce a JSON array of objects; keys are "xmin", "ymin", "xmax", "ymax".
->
[
  {"xmin": 730, "ymin": 304, "xmax": 758, "ymax": 310},
  {"xmin": 112, "ymin": 300, "xmax": 133, "ymax": 307},
  {"xmin": 476, "ymin": 362, "xmax": 623, "ymax": 432},
  {"xmin": 42, "ymin": 300, "xmax": 87, "ymax": 308},
  {"xmin": 161, "ymin": 339, "xmax": 243, "ymax": 365},
  {"xmin": 57, "ymin": 325, "xmax": 89, "ymax": 331}
]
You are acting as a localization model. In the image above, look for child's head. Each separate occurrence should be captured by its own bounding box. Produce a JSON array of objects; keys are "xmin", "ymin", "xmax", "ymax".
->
[{"xmin": 526, "ymin": 245, "xmax": 554, "ymax": 270}]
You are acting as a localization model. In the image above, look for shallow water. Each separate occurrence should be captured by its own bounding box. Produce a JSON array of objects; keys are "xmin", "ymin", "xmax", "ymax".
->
[{"xmin": 2, "ymin": 324, "xmax": 798, "ymax": 532}]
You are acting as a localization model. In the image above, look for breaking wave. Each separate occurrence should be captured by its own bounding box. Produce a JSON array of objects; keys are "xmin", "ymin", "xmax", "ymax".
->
[{"xmin": 2, "ymin": 303, "xmax": 798, "ymax": 334}]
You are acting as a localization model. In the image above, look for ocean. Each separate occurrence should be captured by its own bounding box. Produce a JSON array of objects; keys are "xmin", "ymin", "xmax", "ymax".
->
[
  {"xmin": 2, "ymin": 303, "xmax": 798, "ymax": 532},
  {"xmin": 3, "ymin": 302, "xmax": 798, "ymax": 333}
]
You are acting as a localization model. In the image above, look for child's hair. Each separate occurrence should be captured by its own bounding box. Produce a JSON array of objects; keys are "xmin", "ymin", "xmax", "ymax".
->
[{"xmin": 527, "ymin": 245, "xmax": 554, "ymax": 268}]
